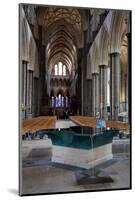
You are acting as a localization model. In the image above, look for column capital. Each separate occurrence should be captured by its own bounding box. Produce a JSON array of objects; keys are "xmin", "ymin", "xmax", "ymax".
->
[
  {"xmin": 109, "ymin": 52, "xmax": 120, "ymax": 57},
  {"xmin": 98, "ymin": 65, "xmax": 108, "ymax": 69},
  {"xmin": 92, "ymin": 72, "xmax": 99, "ymax": 76},
  {"xmin": 27, "ymin": 69, "xmax": 34, "ymax": 73},
  {"xmin": 22, "ymin": 60, "xmax": 28, "ymax": 64}
]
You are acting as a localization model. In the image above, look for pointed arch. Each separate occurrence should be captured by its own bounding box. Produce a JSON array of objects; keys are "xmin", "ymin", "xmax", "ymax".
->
[
  {"xmin": 21, "ymin": 18, "xmax": 29, "ymax": 61},
  {"xmin": 99, "ymin": 25, "xmax": 110, "ymax": 66},
  {"xmin": 91, "ymin": 42, "xmax": 100, "ymax": 73},
  {"xmin": 110, "ymin": 11, "xmax": 128, "ymax": 53},
  {"xmin": 86, "ymin": 52, "xmax": 92, "ymax": 79},
  {"xmin": 28, "ymin": 37, "xmax": 36, "ymax": 70},
  {"xmin": 56, "ymin": 88, "xmax": 65, "ymax": 97},
  {"xmin": 33, "ymin": 49, "xmax": 39, "ymax": 78}
]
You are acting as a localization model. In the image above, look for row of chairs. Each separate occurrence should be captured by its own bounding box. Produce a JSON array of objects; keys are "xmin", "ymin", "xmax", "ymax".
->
[
  {"xmin": 22, "ymin": 116, "xmax": 56, "ymax": 134},
  {"xmin": 70, "ymin": 116, "xmax": 130, "ymax": 132}
]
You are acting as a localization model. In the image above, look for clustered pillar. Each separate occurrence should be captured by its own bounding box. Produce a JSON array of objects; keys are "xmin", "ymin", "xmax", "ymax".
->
[
  {"xmin": 32, "ymin": 77, "xmax": 39, "ymax": 117},
  {"xmin": 21, "ymin": 60, "xmax": 28, "ymax": 119},
  {"xmin": 26, "ymin": 69, "xmax": 33, "ymax": 118},
  {"xmin": 21, "ymin": 61, "xmax": 35, "ymax": 119},
  {"xmin": 126, "ymin": 33, "xmax": 131, "ymax": 123},
  {"xmin": 99, "ymin": 65, "xmax": 108, "ymax": 119},
  {"xmin": 92, "ymin": 72, "xmax": 99, "ymax": 117},
  {"xmin": 110, "ymin": 52, "xmax": 120, "ymax": 120}
]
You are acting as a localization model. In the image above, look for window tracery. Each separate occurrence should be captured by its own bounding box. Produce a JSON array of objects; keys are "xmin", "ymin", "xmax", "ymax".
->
[{"xmin": 54, "ymin": 62, "xmax": 68, "ymax": 76}]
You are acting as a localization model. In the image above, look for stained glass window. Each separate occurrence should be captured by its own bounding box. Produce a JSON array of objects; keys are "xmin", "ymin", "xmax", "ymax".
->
[
  {"xmin": 54, "ymin": 94, "xmax": 65, "ymax": 108},
  {"xmin": 55, "ymin": 64, "xmax": 58, "ymax": 75},
  {"xmin": 58, "ymin": 94, "xmax": 61, "ymax": 107},
  {"xmin": 52, "ymin": 96, "xmax": 54, "ymax": 107},
  {"xmin": 66, "ymin": 96, "xmax": 68, "ymax": 108},
  {"xmin": 63, "ymin": 65, "xmax": 66, "ymax": 76},
  {"xmin": 62, "ymin": 96, "xmax": 64, "ymax": 107},
  {"xmin": 58, "ymin": 62, "xmax": 62, "ymax": 75},
  {"xmin": 56, "ymin": 96, "xmax": 58, "ymax": 107},
  {"xmin": 54, "ymin": 62, "xmax": 67, "ymax": 76}
]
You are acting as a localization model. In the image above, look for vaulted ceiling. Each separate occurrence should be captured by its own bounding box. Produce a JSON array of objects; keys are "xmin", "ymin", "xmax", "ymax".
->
[{"xmin": 38, "ymin": 7, "xmax": 83, "ymax": 77}]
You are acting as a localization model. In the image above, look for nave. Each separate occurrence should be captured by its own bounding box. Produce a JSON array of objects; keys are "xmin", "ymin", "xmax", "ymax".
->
[{"xmin": 20, "ymin": 4, "xmax": 131, "ymax": 195}]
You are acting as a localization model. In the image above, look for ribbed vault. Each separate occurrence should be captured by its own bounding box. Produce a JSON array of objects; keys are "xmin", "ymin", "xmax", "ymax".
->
[
  {"xmin": 39, "ymin": 7, "xmax": 82, "ymax": 97},
  {"xmin": 43, "ymin": 7, "xmax": 82, "ymax": 77},
  {"xmin": 44, "ymin": 8, "xmax": 81, "ymax": 32}
]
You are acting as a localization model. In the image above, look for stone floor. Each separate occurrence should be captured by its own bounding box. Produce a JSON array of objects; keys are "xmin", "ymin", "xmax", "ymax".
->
[
  {"xmin": 21, "ymin": 120, "xmax": 131, "ymax": 195},
  {"xmin": 22, "ymin": 156, "xmax": 130, "ymax": 195}
]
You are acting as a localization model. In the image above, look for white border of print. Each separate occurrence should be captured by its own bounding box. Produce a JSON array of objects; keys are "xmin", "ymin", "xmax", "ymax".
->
[{"xmin": 0, "ymin": 0, "xmax": 134, "ymax": 200}]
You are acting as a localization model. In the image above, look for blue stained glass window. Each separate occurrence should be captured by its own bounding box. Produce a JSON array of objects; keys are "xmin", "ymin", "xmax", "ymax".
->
[
  {"xmin": 56, "ymin": 97, "xmax": 58, "ymax": 108},
  {"xmin": 58, "ymin": 94, "xmax": 61, "ymax": 107},
  {"xmin": 62, "ymin": 96, "xmax": 64, "ymax": 107},
  {"xmin": 55, "ymin": 94, "xmax": 65, "ymax": 108},
  {"xmin": 66, "ymin": 96, "xmax": 68, "ymax": 108},
  {"xmin": 52, "ymin": 96, "xmax": 54, "ymax": 108}
]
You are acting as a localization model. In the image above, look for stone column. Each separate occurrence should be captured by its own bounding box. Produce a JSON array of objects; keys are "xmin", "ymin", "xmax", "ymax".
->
[
  {"xmin": 32, "ymin": 77, "xmax": 36, "ymax": 117},
  {"xmin": 77, "ymin": 49, "xmax": 82, "ymax": 115},
  {"xmin": 86, "ymin": 79, "xmax": 92, "ymax": 116},
  {"xmin": 22, "ymin": 61, "xmax": 26, "ymax": 105},
  {"xmin": 26, "ymin": 69, "xmax": 30, "ymax": 118},
  {"xmin": 99, "ymin": 65, "xmax": 108, "ymax": 119},
  {"xmin": 92, "ymin": 73, "xmax": 99, "ymax": 117},
  {"xmin": 110, "ymin": 52, "xmax": 120, "ymax": 120},
  {"xmin": 24, "ymin": 61, "xmax": 28, "ymax": 118},
  {"xmin": 33, "ymin": 77, "xmax": 39, "ymax": 117},
  {"xmin": 81, "ymin": 61, "xmax": 84, "ymax": 115},
  {"xmin": 26, "ymin": 70, "xmax": 33, "ymax": 119},
  {"xmin": 21, "ymin": 61, "xmax": 24, "ymax": 104},
  {"xmin": 30, "ymin": 71, "xmax": 33, "ymax": 117},
  {"xmin": 64, "ymin": 96, "xmax": 66, "ymax": 110},
  {"xmin": 124, "ymin": 74, "xmax": 127, "ymax": 112},
  {"xmin": 126, "ymin": 33, "xmax": 131, "ymax": 123},
  {"xmin": 89, "ymin": 79, "xmax": 92, "ymax": 116},
  {"xmin": 22, "ymin": 60, "xmax": 27, "ymax": 119},
  {"xmin": 53, "ymin": 96, "xmax": 56, "ymax": 116}
]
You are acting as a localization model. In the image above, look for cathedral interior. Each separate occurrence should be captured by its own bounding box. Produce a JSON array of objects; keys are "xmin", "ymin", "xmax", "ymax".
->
[{"xmin": 19, "ymin": 4, "xmax": 131, "ymax": 195}]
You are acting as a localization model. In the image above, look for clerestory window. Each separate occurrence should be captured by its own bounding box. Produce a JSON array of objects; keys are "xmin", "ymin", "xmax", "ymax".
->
[{"xmin": 54, "ymin": 62, "xmax": 67, "ymax": 76}]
